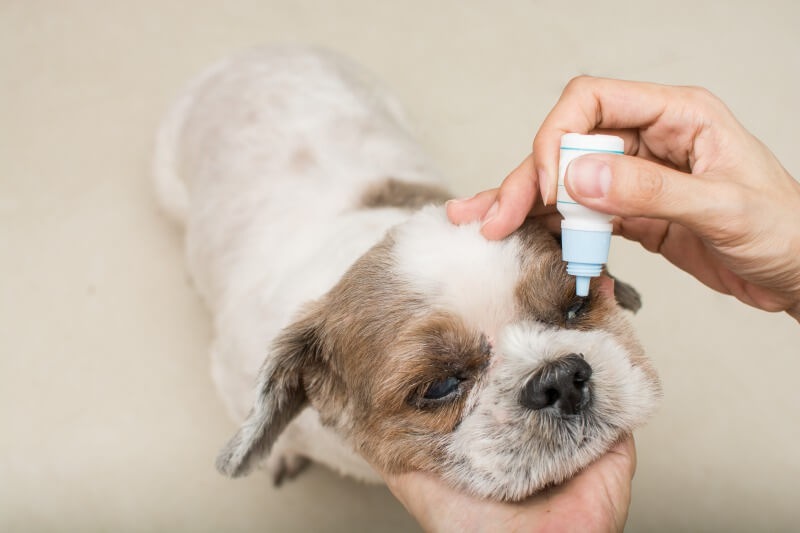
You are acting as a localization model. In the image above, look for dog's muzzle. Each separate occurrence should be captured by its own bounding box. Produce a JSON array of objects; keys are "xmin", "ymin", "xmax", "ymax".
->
[{"xmin": 520, "ymin": 353, "xmax": 592, "ymax": 415}]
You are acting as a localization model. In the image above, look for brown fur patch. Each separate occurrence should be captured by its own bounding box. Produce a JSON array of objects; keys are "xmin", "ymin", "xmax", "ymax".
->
[
  {"xmin": 608, "ymin": 272, "xmax": 642, "ymax": 312},
  {"xmin": 513, "ymin": 220, "xmax": 635, "ymax": 332},
  {"xmin": 299, "ymin": 236, "xmax": 421, "ymax": 430},
  {"xmin": 228, "ymin": 217, "xmax": 656, "ymax": 480},
  {"xmin": 303, "ymin": 218, "xmax": 655, "ymax": 475},
  {"xmin": 512, "ymin": 219, "xmax": 658, "ymax": 391},
  {"xmin": 360, "ymin": 178, "xmax": 451, "ymax": 210},
  {"xmin": 296, "ymin": 235, "xmax": 490, "ymax": 474},
  {"xmin": 357, "ymin": 313, "xmax": 490, "ymax": 472},
  {"xmin": 513, "ymin": 219, "xmax": 584, "ymax": 328}
]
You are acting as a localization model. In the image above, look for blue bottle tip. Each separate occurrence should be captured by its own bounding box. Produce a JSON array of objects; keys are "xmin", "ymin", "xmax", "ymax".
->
[{"xmin": 575, "ymin": 276, "xmax": 591, "ymax": 296}]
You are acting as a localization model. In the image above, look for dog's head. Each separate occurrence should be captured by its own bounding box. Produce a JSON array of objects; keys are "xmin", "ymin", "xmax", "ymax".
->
[{"xmin": 216, "ymin": 206, "xmax": 660, "ymax": 501}]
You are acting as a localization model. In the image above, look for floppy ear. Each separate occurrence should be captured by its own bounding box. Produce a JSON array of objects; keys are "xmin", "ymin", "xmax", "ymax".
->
[
  {"xmin": 607, "ymin": 272, "xmax": 642, "ymax": 313},
  {"xmin": 215, "ymin": 312, "xmax": 321, "ymax": 478}
]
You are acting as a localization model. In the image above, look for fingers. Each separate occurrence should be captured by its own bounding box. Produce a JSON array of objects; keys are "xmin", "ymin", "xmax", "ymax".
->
[
  {"xmin": 451, "ymin": 77, "xmax": 738, "ymax": 242},
  {"xmin": 447, "ymin": 154, "xmax": 557, "ymax": 240},
  {"xmin": 618, "ymin": 217, "xmax": 743, "ymax": 298},
  {"xmin": 564, "ymin": 153, "xmax": 721, "ymax": 234},
  {"xmin": 446, "ymin": 188, "xmax": 498, "ymax": 225},
  {"xmin": 607, "ymin": 434, "xmax": 637, "ymax": 481},
  {"xmin": 533, "ymin": 76, "xmax": 685, "ymax": 206},
  {"xmin": 479, "ymin": 154, "xmax": 539, "ymax": 240},
  {"xmin": 382, "ymin": 471, "xmax": 453, "ymax": 532}
]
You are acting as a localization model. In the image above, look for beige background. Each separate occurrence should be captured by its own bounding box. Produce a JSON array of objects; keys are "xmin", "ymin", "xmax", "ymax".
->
[{"xmin": 2, "ymin": 1, "xmax": 799, "ymax": 531}]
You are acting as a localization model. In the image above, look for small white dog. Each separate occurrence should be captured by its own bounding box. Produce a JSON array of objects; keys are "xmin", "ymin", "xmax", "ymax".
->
[{"xmin": 154, "ymin": 46, "xmax": 660, "ymax": 501}]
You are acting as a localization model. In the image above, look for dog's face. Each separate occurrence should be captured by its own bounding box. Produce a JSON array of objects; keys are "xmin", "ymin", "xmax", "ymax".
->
[{"xmin": 216, "ymin": 206, "xmax": 660, "ymax": 501}]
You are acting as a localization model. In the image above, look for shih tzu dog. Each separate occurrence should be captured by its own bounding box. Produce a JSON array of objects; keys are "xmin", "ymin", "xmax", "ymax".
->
[{"xmin": 153, "ymin": 46, "xmax": 660, "ymax": 501}]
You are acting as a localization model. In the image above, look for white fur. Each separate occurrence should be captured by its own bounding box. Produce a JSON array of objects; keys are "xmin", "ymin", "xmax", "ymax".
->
[
  {"xmin": 155, "ymin": 46, "xmax": 659, "ymax": 498},
  {"xmin": 155, "ymin": 46, "xmax": 442, "ymax": 482},
  {"xmin": 393, "ymin": 207, "xmax": 522, "ymax": 335},
  {"xmin": 389, "ymin": 212, "xmax": 659, "ymax": 499},
  {"xmin": 443, "ymin": 325, "xmax": 656, "ymax": 499}
]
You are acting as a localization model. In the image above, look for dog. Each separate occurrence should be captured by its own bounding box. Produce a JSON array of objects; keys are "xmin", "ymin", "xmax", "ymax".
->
[{"xmin": 153, "ymin": 46, "xmax": 660, "ymax": 501}]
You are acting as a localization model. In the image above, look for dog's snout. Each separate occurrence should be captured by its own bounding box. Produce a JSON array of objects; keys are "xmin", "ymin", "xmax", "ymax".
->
[{"xmin": 520, "ymin": 354, "xmax": 592, "ymax": 415}]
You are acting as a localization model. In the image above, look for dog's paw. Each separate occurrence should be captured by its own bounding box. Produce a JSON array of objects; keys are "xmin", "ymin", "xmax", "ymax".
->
[{"xmin": 267, "ymin": 452, "xmax": 311, "ymax": 486}]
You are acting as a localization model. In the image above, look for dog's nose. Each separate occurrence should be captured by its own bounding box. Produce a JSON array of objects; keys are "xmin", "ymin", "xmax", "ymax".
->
[{"xmin": 520, "ymin": 354, "xmax": 592, "ymax": 415}]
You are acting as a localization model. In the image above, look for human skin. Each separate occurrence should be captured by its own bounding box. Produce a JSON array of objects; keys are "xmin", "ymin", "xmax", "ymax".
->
[
  {"xmin": 448, "ymin": 76, "xmax": 800, "ymax": 322},
  {"xmin": 384, "ymin": 76, "xmax": 800, "ymax": 532},
  {"xmin": 384, "ymin": 435, "xmax": 636, "ymax": 533}
]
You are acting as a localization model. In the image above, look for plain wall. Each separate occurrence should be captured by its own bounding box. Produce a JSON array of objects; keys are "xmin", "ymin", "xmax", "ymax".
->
[{"xmin": 2, "ymin": 1, "xmax": 799, "ymax": 531}]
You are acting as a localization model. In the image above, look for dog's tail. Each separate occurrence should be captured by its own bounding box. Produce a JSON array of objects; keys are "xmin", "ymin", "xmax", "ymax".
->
[{"xmin": 152, "ymin": 58, "xmax": 231, "ymax": 225}]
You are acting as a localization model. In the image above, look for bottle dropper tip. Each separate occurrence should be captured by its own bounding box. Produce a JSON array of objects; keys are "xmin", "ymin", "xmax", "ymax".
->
[{"xmin": 575, "ymin": 276, "xmax": 591, "ymax": 297}]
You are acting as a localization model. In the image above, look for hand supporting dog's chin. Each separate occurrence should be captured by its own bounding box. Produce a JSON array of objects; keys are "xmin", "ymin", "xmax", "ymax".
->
[{"xmin": 381, "ymin": 434, "xmax": 636, "ymax": 533}]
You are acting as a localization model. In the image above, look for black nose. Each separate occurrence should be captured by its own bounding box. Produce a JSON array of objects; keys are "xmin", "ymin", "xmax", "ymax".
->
[{"xmin": 520, "ymin": 354, "xmax": 592, "ymax": 415}]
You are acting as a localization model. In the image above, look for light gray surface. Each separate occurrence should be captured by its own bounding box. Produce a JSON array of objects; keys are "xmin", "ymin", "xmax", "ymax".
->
[{"xmin": 2, "ymin": 1, "xmax": 799, "ymax": 531}]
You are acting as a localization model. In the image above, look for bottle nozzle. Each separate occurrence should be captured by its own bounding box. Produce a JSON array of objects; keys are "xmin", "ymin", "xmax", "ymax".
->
[
  {"xmin": 561, "ymin": 228, "xmax": 611, "ymax": 297},
  {"xmin": 575, "ymin": 276, "xmax": 591, "ymax": 297}
]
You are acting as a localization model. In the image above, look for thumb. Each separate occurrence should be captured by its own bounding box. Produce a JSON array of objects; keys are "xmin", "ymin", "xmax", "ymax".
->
[{"xmin": 565, "ymin": 154, "xmax": 712, "ymax": 227}]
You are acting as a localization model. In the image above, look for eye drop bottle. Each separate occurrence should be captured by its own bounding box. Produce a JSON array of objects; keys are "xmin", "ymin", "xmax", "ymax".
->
[{"xmin": 557, "ymin": 133, "xmax": 624, "ymax": 297}]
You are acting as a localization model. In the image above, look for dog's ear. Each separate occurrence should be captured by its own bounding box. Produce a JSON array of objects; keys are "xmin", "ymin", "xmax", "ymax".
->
[
  {"xmin": 607, "ymin": 272, "xmax": 642, "ymax": 313},
  {"xmin": 215, "ymin": 310, "xmax": 321, "ymax": 478}
]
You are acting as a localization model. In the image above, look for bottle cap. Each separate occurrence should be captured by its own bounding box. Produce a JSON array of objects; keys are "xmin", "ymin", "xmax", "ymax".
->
[{"xmin": 560, "ymin": 133, "xmax": 624, "ymax": 154}]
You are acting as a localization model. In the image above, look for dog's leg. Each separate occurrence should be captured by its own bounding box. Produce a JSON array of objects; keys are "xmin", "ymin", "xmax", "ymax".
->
[
  {"xmin": 260, "ymin": 418, "xmax": 312, "ymax": 486},
  {"xmin": 267, "ymin": 451, "xmax": 311, "ymax": 486}
]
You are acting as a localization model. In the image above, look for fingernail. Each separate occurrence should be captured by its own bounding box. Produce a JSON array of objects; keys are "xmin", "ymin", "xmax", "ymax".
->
[
  {"xmin": 446, "ymin": 197, "xmax": 469, "ymax": 207},
  {"xmin": 538, "ymin": 168, "xmax": 551, "ymax": 205},
  {"xmin": 567, "ymin": 157, "xmax": 612, "ymax": 198},
  {"xmin": 481, "ymin": 201, "xmax": 499, "ymax": 227}
]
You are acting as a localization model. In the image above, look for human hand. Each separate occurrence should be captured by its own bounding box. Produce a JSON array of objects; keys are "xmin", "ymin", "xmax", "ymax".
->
[
  {"xmin": 383, "ymin": 435, "xmax": 636, "ymax": 533},
  {"xmin": 448, "ymin": 77, "xmax": 800, "ymax": 321}
]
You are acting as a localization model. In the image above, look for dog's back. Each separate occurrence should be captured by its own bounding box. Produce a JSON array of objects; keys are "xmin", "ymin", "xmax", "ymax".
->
[
  {"xmin": 155, "ymin": 46, "xmax": 440, "ymax": 303},
  {"xmin": 153, "ymin": 47, "xmax": 445, "ymax": 440}
]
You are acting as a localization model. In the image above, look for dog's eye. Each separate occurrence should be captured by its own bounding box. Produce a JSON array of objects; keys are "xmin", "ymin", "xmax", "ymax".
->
[
  {"xmin": 423, "ymin": 376, "xmax": 461, "ymax": 400},
  {"xmin": 565, "ymin": 297, "xmax": 587, "ymax": 325}
]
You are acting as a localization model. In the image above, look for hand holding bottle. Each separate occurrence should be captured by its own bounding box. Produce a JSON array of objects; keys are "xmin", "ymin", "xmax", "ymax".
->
[{"xmin": 448, "ymin": 76, "xmax": 800, "ymax": 321}]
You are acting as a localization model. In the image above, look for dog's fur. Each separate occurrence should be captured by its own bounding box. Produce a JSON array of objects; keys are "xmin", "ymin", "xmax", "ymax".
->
[{"xmin": 154, "ymin": 46, "xmax": 660, "ymax": 501}]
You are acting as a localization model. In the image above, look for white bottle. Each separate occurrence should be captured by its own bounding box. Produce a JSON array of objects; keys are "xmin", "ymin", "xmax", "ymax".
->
[{"xmin": 557, "ymin": 133, "xmax": 624, "ymax": 296}]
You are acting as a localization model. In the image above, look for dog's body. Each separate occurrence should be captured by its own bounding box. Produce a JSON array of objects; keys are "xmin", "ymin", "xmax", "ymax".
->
[{"xmin": 155, "ymin": 46, "xmax": 660, "ymax": 501}]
